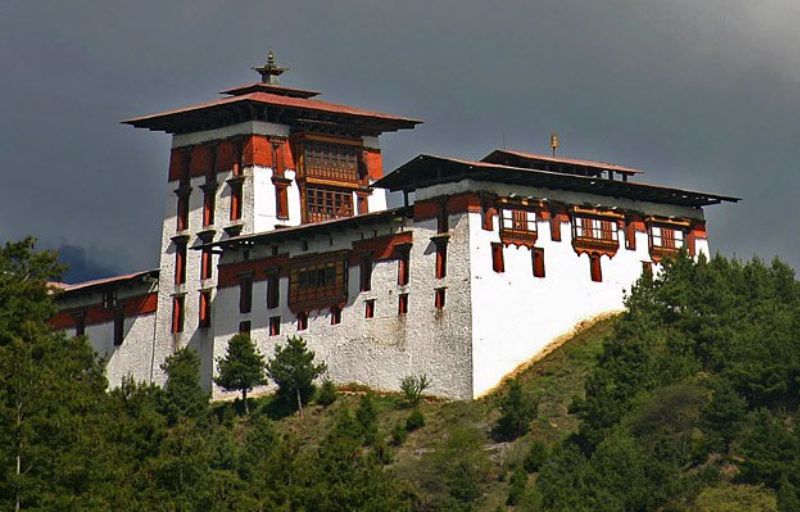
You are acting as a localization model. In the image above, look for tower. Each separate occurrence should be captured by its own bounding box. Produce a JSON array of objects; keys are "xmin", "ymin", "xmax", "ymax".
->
[{"xmin": 123, "ymin": 52, "xmax": 420, "ymax": 386}]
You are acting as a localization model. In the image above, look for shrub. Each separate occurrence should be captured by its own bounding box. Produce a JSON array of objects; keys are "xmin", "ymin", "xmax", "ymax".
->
[
  {"xmin": 493, "ymin": 380, "xmax": 537, "ymax": 441},
  {"xmin": 406, "ymin": 409, "xmax": 425, "ymax": 432},
  {"xmin": 356, "ymin": 393, "xmax": 378, "ymax": 445},
  {"xmin": 316, "ymin": 378, "xmax": 338, "ymax": 406},
  {"xmin": 400, "ymin": 374, "xmax": 431, "ymax": 407},
  {"xmin": 523, "ymin": 440, "xmax": 548, "ymax": 473},
  {"xmin": 506, "ymin": 466, "xmax": 528, "ymax": 506},
  {"xmin": 391, "ymin": 423, "xmax": 408, "ymax": 446}
]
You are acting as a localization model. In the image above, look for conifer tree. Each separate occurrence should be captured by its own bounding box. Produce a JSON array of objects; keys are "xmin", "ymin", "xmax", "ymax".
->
[
  {"xmin": 214, "ymin": 333, "xmax": 267, "ymax": 415},
  {"xmin": 266, "ymin": 336, "xmax": 326, "ymax": 416},
  {"xmin": 160, "ymin": 347, "xmax": 209, "ymax": 424}
]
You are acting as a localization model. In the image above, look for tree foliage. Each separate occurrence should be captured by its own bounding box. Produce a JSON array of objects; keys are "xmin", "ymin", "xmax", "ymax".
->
[
  {"xmin": 214, "ymin": 333, "xmax": 267, "ymax": 414},
  {"xmin": 265, "ymin": 335, "xmax": 327, "ymax": 413}
]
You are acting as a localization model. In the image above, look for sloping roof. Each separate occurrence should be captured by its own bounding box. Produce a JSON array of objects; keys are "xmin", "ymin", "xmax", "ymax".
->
[
  {"xmin": 123, "ymin": 91, "xmax": 422, "ymax": 135},
  {"xmin": 51, "ymin": 269, "xmax": 159, "ymax": 296},
  {"xmin": 219, "ymin": 81, "xmax": 321, "ymax": 98},
  {"xmin": 199, "ymin": 207, "xmax": 411, "ymax": 251},
  {"xmin": 482, "ymin": 149, "xmax": 642, "ymax": 175},
  {"xmin": 374, "ymin": 154, "xmax": 740, "ymax": 208}
]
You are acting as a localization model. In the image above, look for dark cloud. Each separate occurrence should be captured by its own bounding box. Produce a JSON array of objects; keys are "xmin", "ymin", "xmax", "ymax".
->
[{"xmin": 0, "ymin": 0, "xmax": 797, "ymax": 276}]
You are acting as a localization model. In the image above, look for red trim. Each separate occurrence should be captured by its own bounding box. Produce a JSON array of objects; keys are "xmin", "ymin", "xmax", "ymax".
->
[
  {"xmin": 414, "ymin": 193, "xmax": 482, "ymax": 221},
  {"xmin": 218, "ymin": 254, "xmax": 290, "ymax": 288},
  {"xmin": 364, "ymin": 148, "xmax": 383, "ymax": 180},
  {"xmin": 350, "ymin": 231, "xmax": 413, "ymax": 262},
  {"xmin": 190, "ymin": 145, "xmax": 213, "ymax": 178},
  {"xmin": 49, "ymin": 292, "xmax": 158, "ymax": 330}
]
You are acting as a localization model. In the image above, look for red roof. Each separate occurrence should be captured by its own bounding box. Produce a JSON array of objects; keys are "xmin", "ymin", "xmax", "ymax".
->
[
  {"xmin": 483, "ymin": 149, "xmax": 642, "ymax": 175},
  {"xmin": 123, "ymin": 90, "xmax": 421, "ymax": 134}
]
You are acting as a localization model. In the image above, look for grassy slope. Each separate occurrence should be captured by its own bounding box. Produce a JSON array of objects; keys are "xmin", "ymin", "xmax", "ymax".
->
[{"xmin": 250, "ymin": 316, "xmax": 617, "ymax": 510}]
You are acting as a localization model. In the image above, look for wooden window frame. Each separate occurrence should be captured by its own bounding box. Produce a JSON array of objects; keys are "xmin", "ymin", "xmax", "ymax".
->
[
  {"xmin": 304, "ymin": 185, "xmax": 354, "ymax": 223},
  {"xmin": 532, "ymin": 247, "xmax": 545, "ymax": 278},
  {"xmin": 175, "ymin": 242, "xmax": 187, "ymax": 285},
  {"xmin": 199, "ymin": 290, "xmax": 212, "ymax": 328},
  {"xmin": 398, "ymin": 293, "xmax": 409, "ymax": 315},
  {"xmin": 274, "ymin": 178, "xmax": 290, "ymax": 220},
  {"xmin": 590, "ymin": 254, "xmax": 603, "ymax": 283},
  {"xmin": 269, "ymin": 316, "xmax": 281, "ymax": 336},
  {"xmin": 397, "ymin": 247, "xmax": 411, "ymax": 286},
  {"xmin": 230, "ymin": 181, "xmax": 243, "ymax": 222},
  {"xmin": 365, "ymin": 299, "xmax": 375, "ymax": 319},
  {"xmin": 171, "ymin": 296, "xmax": 185, "ymax": 334},
  {"xmin": 491, "ymin": 243, "xmax": 505, "ymax": 273},
  {"xmin": 359, "ymin": 256, "xmax": 372, "ymax": 292},
  {"xmin": 434, "ymin": 288, "xmax": 445, "ymax": 310},
  {"xmin": 176, "ymin": 193, "xmax": 189, "ymax": 232},
  {"xmin": 435, "ymin": 243, "xmax": 447, "ymax": 279},
  {"xmin": 202, "ymin": 188, "xmax": 215, "ymax": 227},
  {"xmin": 550, "ymin": 216, "xmax": 562, "ymax": 242},
  {"xmin": 266, "ymin": 273, "xmax": 280, "ymax": 309},
  {"xmin": 200, "ymin": 247, "xmax": 213, "ymax": 281},
  {"xmin": 113, "ymin": 308, "xmax": 124, "ymax": 346},
  {"xmin": 239, "ymin": 320, "xmax": 251, "ymax": 336},
  {"xmin": 625, "ymin": 220, "xmax": 637, "ymax": 250}
]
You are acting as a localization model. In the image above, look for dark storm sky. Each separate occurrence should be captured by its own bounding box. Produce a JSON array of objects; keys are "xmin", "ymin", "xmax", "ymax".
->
[{"xmin": 1, "ymin": 1, "xmax": 798, "ymax": 281}]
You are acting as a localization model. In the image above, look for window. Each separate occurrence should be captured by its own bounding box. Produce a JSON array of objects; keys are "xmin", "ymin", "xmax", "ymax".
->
[
  {"xmin": 330, "ymin": 306, "xmax": 342, "ymax": 325},
  {"xmin": 435, "ymin": 244, "xmax": 447, "ymax": 279},
  {"xmin": 305, "ymin": 186, "xmax": 353, "ymax": 223},
  {"xmin": 398, "ymin": 293, "xmax": 408, "ymax": 315},
  {"xmin": 239, "ymin": 320, "xmax": 251, "ymax": 336},
  {"xmin": 532, "ymin": 247, "xmax": 545, "ymax": 278},
  {"xmin": 199, "ymin": 290, "xmax": 211, "ymax": 328},
  {"xmin": 357, "ymin": 193, "xmax": 368, "ymax": 215},
  {"xmin": 625, "ymin": 220, "xmax": 637, "ymax": 250},
  {"xmin": 201, "ymin": 248, "xmax": 213, "ymax": 281},
  {"xmin": 365, "ymin": 299, "xmax": 375, "ymax": 319},
  {"xmin": 482, "ymin": 205, "xmax": 496, "ymax": 231},
  {"xmin": 171, "ymin": 296, "xmax": 184, "ymax": 334},
  {"xmin": 230, "ymin": 182, "xmax": 243, "ymax": 221},
  {"xmin": 74, "ymin": 313, "xmax": 86, "ymax": 337},
  {"xmin": 176, "ymin": 194, "xmax": 189, "ymax": 232},
  {"xmin": 590, "ymin": 254, "xmax": 603, "ymax": 282},
  {"xmin": 239, "ymin": 276, "xmax": 253, "ymax": 314},
  {"xmin": 203, "ymin": 188, "xmax": 215, "ymax": 226},
  {"xmin": 491, "ymin": 243, "xmax": 505, "ymax": 273},
  {"xmin": 359, "ymin": 257, "xmax": 372, "ymax": 292},
  {"xmin": 103, "ymin": 290, "xmax": 117, "ymax": 310},
  {"xmin": 303, "ymin": 142, "xmax": 359, "ymax": 182},
  {"xmin": 435, "ymin": 289, "xmax": 445, "ymax": 310},
  {"xmin": 175, "ymin": 242, "xmax": 187, "ymax": 285},
  {"xmin": 550, "ymin": 216, "xmax": 562, "ymax": 242},
  {"xmin": 296, "ymin": 311, "xmax": 308, "ymax": 331},
  {"xmin": 437, "ymin": 202, "xmax": 449, "ymax": 233},
  {"xmin": 502, "ymin": 209, "xmax": 536, "ymax": 233},
  {"xmin": 574, "ymin": 217, "xmax": 618, "ymax": 242},
  {"xmin": 397, "ymin": 249, "xmax": 410, "ymax": 286},
  {"xmin": 113, "ymin": 309, "xmax": 124, "ymax": 346},
  {"xmin": 269, "ymin": 316, "xmax": 281, "ymax": 336},
  {"xmin": 275, "ymin": 182, "xmax": 289, "ymax": 220},
  {"xmin": 266, "ymin": 273, "xmax": 280, "ymax": 309},
  {"xmin": 650, "ymin": 226, "xmax": 684, "ymax": 249},
  {"xmin": 288, "ymin": 253, "xmax": 348, "ymax": 311}
]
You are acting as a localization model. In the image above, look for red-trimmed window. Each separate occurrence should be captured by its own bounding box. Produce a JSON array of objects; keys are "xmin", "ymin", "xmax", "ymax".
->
[
  {"xmin": 590, "ymin": 254, "xmax": 603, "ymax": 282},
  {"xmin": 175, "ymin": 242, "xmax": 187, "ymax": 285},
  {"xmin": 357, "ymin": 194, "xmax": 369, "ymax": 215},
  {"xmin": 482, "ymin": 205, "xmax": 495, "ymax": 231},
  {"xmin": 434, "ymin": 289, "xmax": 445, "ymax": 310},
  {"xmin": 275, "ymin": 184, "xmax": 289, "ymax": 220},
  {"xmin": 176, "ymin": 194, "xmax": 189, "ymax": 232},
  {"xmin": 575, "ymin": 217, "xmax": 618, "ymax": 242},
  {"xmin": 491, "ymin": 243, "xmax": 505, "ymax": 273},
  {"xmin": 267, "ymin": 274, "xmax": 280, "ymax": 309},
  {"xmin": 550, "ymin": 216, "xmax": 562, "ymax": 242},
  {"xmin": 171, "ymin": 296, "xmax": 184, "ymax": 334},
  {"xmin": 239, "ymin": 276, "xmax": 253, "ymax": 314},
  {"xmin": 230, "ymin": 182, "xmax": 243, "ymax": 221},
  {"xmin": 269, "ymin": 316, "xmax": 281, "ymax": 336},
  {"xmin": 203, "ymin": 189, "xmax": 215, "ymax": 226},
  {"xmin": 398, "ymin": 250, "xmax": 410, "ymax": 286},
  {"xmin": 435, "ymin": 244, "xmax": 447, "ymax": 279},
  {"xmin": 199, "ymin": 290, "xmax": 211, "ymax": 328},
  {"xmin": 502, "ymin": 209, "xmax": 536, "ymax": 232},
  {"xmin": 398, "ymin": 293, "xmax": 409, "ymax": 315},
  {"xmin": 305, "ymin": 186, "xmax": 353, "ymax": 223},
  {"xmin": 239, "ymin": 320, "xmax": 251, "ymax": 336},
  {"xmin": 201, "ymin": 248, "xmax": 213, "ymax": 281},
  {"xmin": 330, "ymin": 306, "xmax": 342, "ymax": 325},
  {"xmin": 532, "ymin": 247, "xmax": 545, "ymax": 278},
  {"xmin": 365, "ymin": 299, "xmax": 375, "ymax": 319},
  {"xmin": 297, "ymin": 311, "xmax": 308, "ymax": 331},
  {"xmin": 625, "ymin": 220, "xmax": 637, "ymax": 250},
  {"xmin": 650, "ymin": 225, "xmax": 684, "ymax": 250},
  {"xmin": 360, "ymin": 257, "xmax": 372, "ymax": 292},
  {"xmin": 113, "ymin": 308, "xmax": 124, "ymax": 346}
]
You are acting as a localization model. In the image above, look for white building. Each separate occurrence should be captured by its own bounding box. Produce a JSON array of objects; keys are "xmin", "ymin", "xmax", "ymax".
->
[{"xmin": 50, "ymin": 53, "xmax": 738, "ymax": 399}]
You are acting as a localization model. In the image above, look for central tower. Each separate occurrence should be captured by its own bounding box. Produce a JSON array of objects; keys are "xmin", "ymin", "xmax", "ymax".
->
[{"xmin": 124, "ymin": 52, "xmax": 421, "ymax": 386}]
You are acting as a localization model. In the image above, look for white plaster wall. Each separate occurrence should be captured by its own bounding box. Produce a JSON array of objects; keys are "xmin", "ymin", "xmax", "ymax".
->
[
  {"xmin": 367, "ymin": 186, "xmax": 388, "ymax": 213},
  {"xmin": 210, "ymin": 210, "xmax": 474, "ymax": 399},
  {"xmin": 253, "ymin": 168, "xmax": 301, "ymax": 232}
]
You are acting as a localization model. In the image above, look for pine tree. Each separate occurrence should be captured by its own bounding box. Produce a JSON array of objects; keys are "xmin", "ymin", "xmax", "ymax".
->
[
  {"xmin": 265, "ymin": 336, "xmax": 326, "ymax": 416},
  {"xmin": 160, "ymin": 347, "xmax": 209, "ymax": 424},
  {"xmin": 214, "ymin": 333, "xmax": 267, "ymax": 415}
]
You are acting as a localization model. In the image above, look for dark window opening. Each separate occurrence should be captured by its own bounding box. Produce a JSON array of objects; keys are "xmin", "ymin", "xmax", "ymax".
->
[
  {"xmin": 296, "ymin": 311, "xmax": 308, "ymax": 331},
  {"xmin": 239, "ymin": 320, "xmax": 251, "ymax": 336},
  {"xmin": 590, "ymin": 254, "xmax": 603, "ymax": 282},
  {"xmin": 172, "ymin": 296, "xmax": 184, "ymax": 334},
  {"xmin": 435, "ymin": 289, "xmax": 445, "ymax": 310},
  {"xmin": 365, "ymin": 299, "xmax": 375, "ymax": 319},
  {"xmin": 532, "ymin": 247, "xmax": 545, "ymax": 278},
  {"xmin": 330, "ymin": 306, "xmax": 342, "ymax": 325},
  {"xmin": 239, "ymin": 277, "xmax": 253, "ymax": 314},
  {"xmin": 398, "ymin": 293, "xmax": 408, "ymax": 315},
  {"xmin": 360, "ymin": 257, "xmax": 372, "ymax": 292},
  {"xmin": 435, "ymin": 244, "xmax": 447, "ymax": 279},
  {"xmin": 398, "ymin": 250, "xmax": 410, "ymax": 286},
  {"xmin": 491, "ymin": 243, "xmax": 505, "ymax": 273},
  {"xmin": 269, "ymin": 316, "xmax": 281, "ymax": 336},
  {"xmin": 113, "ymin": 309, "xmax": 124, "ymax": 346},
  {"xmin": 199, "ymin": 291, "xmax": 212, "ymax": 328}
]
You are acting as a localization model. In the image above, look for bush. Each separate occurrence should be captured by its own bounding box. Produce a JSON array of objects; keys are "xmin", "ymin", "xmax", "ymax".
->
[
  {"xmin": 506, "ymin": 466, "xmax": 528, "ymax": 506},
  {"xmin": 406, "ymin": 409, "xmax": 425, "ymax": 432},
  {"xmin": 493, "ymin": 380, "xmax": 537, "ymax": 441},
  {"xmin": 523, "ymin": 440, "xmax": 548, "ymax": 473},
  {"xmin": 356, "ymin": 393, "xmax": 378, "ymax": 445},
  {"xmin": 400, "ymin": 374, "xmax": 431, "ymax": 407},
  {"xmin": 391, "ymin": 423, "xmax": 408, "ymax": 446},
  {"xmin": 316, "ymin": 378, "xmax": 338, "ymax": 406}
]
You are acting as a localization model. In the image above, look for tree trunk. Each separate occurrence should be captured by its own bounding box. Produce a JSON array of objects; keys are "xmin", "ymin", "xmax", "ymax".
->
[
  {"xmin": 296, "ymin": 388, "xmax": 303, "ymax": 419},
  {"xmin": 243, "ymin": 388, "xmax": 249, "ymax": 415}
]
